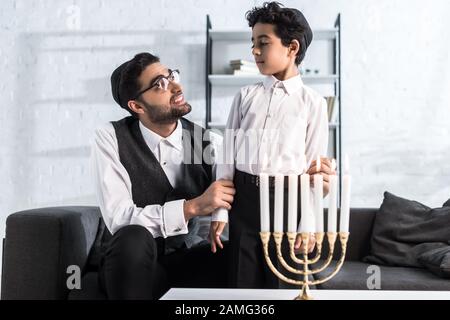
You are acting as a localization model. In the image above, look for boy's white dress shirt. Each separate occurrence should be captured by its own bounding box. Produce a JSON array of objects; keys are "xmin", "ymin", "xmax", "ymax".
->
[{"xmin": 212, "ymin": 74, "xmax": 329, "ymax": 223}]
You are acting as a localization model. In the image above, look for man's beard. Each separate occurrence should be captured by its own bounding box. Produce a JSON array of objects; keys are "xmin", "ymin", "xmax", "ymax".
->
[{"xmin": 140, "ymin": 99, "xmax": 192, "ymax": 123}]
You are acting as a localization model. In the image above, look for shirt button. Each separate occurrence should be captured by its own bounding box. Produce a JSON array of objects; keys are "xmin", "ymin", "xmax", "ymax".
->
[{"xmin": 163, "ymin": 161, "xmax": 167, "ymax": 165}]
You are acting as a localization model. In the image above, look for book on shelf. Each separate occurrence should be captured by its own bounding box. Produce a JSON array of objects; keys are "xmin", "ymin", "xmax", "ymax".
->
[
  {"xmin": 233, "ymin": 69, "xmax": 262, "ymax": 76},
  {"xmin": 230, "ymin": 59, "xmax": 260, "ymax": 75},
  {"xmin": 231, "ymin": 64, "xmax": 260, "ymax": 73},
  {"xmin": 324, "ymin": 96, "xmax": 337, "ymax": 122},
  {"xmin": 229, "ymin": 59, "xmax": 257, "ymax": 67}
]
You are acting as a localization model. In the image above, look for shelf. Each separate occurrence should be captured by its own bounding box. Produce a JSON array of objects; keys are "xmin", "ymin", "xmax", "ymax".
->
[
  {"xmin": 207, "ymin": 122, "xmax": 226, "ymax": 130},
  {"xmin": 329, "ymin": 122, "xmax": 340, "ymax": 129},
  {"xmin": 208, "ymin": 122, "xmax": 340, "ymax": 130},
  {"xmin": 209, "ymin": 29, "xmax": 338, "ymax": 41},
  {"xmin": 209, "ymin": 74, "xmax": 338, "ymax": 86}
]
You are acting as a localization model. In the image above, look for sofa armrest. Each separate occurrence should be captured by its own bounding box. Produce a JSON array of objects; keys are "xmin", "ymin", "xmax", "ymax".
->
[
  {"xmin": 320, "ymin": 208, "xmax": 377, "ymax": 261},
  {"xmin": 1, "ymin": 206, "xmax": 101, "ymax": 300}
]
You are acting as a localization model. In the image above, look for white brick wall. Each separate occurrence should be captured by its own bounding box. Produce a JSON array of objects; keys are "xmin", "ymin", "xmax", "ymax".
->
[{"xmin": 0, "ymin": 0, "xmax": 449, "ymax": 284}]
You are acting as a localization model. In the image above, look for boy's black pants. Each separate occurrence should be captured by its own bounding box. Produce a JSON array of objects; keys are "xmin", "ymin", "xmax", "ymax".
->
[{"xmin": 228, "ymin": 169, "xmax": 306, "ymax": 288}]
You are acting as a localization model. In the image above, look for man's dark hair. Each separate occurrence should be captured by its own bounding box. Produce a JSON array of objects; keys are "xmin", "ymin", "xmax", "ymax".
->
[
  {"xmin": 245, "ymin": 2, "xmax": 313, "ymax": 65},
  {"xmin": 112, "ymin": 52, "xmax": 160, "ymax": 117}
]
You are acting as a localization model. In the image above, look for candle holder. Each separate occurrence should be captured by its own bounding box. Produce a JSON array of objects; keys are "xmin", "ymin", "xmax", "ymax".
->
[{"xmin": 260, "ymin": 231, "xmax": 349, "ymax": 300}]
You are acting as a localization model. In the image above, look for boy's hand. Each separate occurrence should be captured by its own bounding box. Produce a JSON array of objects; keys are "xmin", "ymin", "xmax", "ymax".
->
[
  {"xmin": 294, "ymin": 233, "xmax": 316, "ymax": 254},
  {"xmin": 307, "ymin": 157, "xmax": 336, "ymax": 197},
  {"xmin": 209, "ymin": 221, "xmax": 227, "ymax": 253}
]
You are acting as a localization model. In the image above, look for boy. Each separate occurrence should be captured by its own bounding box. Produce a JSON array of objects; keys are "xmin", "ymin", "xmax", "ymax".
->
[{"xmin": 209, "ymin": 2, "xmax": 335, "ymax": 288}]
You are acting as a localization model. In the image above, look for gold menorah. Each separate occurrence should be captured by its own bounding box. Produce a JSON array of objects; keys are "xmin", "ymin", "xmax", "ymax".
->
[{"xmin": 260, "ymin": 230, "xmax": 349, "ymax": 300}]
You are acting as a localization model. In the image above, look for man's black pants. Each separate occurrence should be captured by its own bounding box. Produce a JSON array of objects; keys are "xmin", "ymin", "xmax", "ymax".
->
[{"xmin": 99, "ymin": 225, "xmax": 228, "ymax": 299}]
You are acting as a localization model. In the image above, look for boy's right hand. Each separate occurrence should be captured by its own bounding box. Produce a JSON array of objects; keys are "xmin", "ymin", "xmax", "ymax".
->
[
  {"xmin": 209, "ymin": 221, "xmax": 227, "ymax": 253},
  {"xmin": 183, "ymin": 179, "xmax": 235, "ymax": 221}
]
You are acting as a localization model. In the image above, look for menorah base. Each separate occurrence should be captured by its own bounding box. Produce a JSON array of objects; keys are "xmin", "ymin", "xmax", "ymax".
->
[
  {"xmin": 294, "ymin": 284, "xmax": 313, "ymax": 300},
  {"xmin": 260, "ymin": 231, "xmax": 350, "ymax": 300}
]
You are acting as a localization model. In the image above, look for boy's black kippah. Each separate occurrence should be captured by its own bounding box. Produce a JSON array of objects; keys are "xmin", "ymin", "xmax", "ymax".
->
[{"xmin": 291, "ymin": 8, "xmax": 313, "ymax": 52}]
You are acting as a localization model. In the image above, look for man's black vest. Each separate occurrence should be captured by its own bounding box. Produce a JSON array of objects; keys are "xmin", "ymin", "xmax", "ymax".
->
[{"xmin": 100, "ymin": 116, "xmax": 212, "ymax": 255}]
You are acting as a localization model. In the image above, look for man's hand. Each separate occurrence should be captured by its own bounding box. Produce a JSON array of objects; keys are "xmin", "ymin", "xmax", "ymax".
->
[
  {"xmin": 294, "ymin": 233, "xmax": 316, "ymax": 254},
  {"xmin": 307, "ymin": 157, "xmax": 336, "ymax": 197},
  {"xmin": 209, "ymin": 221, "xmax": 227, "ymax": 253},
  {"xmin": 183, "ymin": 179, "xmax": 235, "ymax": 221}
]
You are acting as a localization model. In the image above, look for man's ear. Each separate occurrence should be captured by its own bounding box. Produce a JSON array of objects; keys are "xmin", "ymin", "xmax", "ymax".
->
[
  {"xmin": 288, "ymin": 39, "xmax": 300, "ymax": 58},
  {"xmin": 127, "ymin": 100, "xmax": 145, "ymax": 115}
]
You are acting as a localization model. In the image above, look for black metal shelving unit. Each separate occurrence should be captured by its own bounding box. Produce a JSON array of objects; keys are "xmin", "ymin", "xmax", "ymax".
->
[{"xmin": 334, "ymin": 14, "xmax": 342, "ymax": 202}]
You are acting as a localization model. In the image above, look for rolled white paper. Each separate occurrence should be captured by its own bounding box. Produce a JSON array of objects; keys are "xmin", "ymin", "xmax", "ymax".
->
[
  {"xmin": 287, "ymin": 174, "xmax": 298, "ymax": 232},
  {"xmin": 340, "ymin": 174, "xmax": 351, "ymax": 232},
  {"xmin": 314, "ymin": 173, "xmax": 324, "ymax": 233},
  {"xmin": 300, "ymin": 173, "xmax": 314, "ymax": 232},
  {"xmin": 259, "ymin": 173, "xmax": 270, "ymax": 232},
  {"xmin": 328, "ymin": 173, "xmax": 338, "ymax": 233},
  {"xmin": 274, "ymin": 174, "xmax": 284, "ymax": 232}
]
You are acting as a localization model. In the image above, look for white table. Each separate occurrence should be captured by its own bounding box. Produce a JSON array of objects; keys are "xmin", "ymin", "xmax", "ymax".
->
[{"xmin": 161, "ymin": 288, "xmax": 450, "ymax": 300}]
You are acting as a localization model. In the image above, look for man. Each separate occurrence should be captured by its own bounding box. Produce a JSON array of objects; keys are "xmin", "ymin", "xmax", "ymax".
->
[{"xmin": 91, "ymin": 52, "xmax": 235, "ymax": 299}]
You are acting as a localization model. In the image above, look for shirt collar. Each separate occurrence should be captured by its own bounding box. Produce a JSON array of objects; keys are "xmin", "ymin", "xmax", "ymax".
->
[
  {"xmin": 139, "ymin": 120, "xmax": 183, "ymax": 153},
  {"xmin": 263, "ymin": 73, "xmax": 303, "ymax": 95}
]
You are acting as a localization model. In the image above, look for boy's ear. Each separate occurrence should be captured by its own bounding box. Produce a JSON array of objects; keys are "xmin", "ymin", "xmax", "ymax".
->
[{"xmin": 288, "ymin": 39, "xmax": 301, "ymax": 57}]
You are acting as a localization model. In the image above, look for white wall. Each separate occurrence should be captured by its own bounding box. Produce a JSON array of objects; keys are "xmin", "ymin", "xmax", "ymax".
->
[{"xmin": 1, "ymin": 0, "xmax": 449, "ymax": 280}]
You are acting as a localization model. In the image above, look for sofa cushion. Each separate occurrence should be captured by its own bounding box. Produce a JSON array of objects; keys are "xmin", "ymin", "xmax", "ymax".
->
[
  {"xmin": 313, "ymin": 261, "xmax": 450, "ymax": 291},
  {"xmin": 363, "ymin": 192, "xmax": 450, "ymax": 267},
  {"xmin": 417, "ymin": 246, "xmax": 450, "ymax": 278},
  {"xmin": 85, "ymin": 217, "xmax": 107, "ymax": 271}
]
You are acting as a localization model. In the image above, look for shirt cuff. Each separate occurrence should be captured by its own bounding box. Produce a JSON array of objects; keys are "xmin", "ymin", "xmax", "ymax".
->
[
  {"xmin": 162, "ymin": 199, "xmax": 188, "ymax": 237},
  {"xmin": 211, "ymin": 207, "xmax": 229, "ymax": 223}
]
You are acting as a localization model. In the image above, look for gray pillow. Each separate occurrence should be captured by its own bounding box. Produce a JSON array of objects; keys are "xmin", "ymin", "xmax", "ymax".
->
[
  {"xmin": 417, "ymin": 246, "xmax": 450, "ymax": 278},
  {"xmin": 363, "ymin": 192, "xmax": 450, "ymax": 268},
  {"xmin": 443, "ymin": 199, "xmax": 450, "ymax": 207}
]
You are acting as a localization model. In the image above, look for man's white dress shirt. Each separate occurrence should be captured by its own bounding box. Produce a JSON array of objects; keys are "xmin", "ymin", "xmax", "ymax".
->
[{"xmin": 91, "ymin": 120, "xmax": 218, "ymax": 238}]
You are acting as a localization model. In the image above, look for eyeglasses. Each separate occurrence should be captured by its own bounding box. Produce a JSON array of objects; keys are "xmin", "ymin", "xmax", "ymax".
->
[{"xmin": 134, "ymin": 69, "xmax": 180, "ymax": 99}]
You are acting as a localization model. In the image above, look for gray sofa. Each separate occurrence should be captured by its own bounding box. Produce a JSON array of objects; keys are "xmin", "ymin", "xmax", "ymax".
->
[{"xmin": 2, "ymin": 207, "xmax": 450, "ymax": 300}]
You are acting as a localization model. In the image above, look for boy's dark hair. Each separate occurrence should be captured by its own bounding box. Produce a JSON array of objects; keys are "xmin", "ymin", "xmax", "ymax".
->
[
  {"xmin": 111, "ymin": 52, "xmax": 160, "ymax": 117},
  {"xmin": 246, "ymin": 1, "xmax": 313, "ymax": 65}
]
